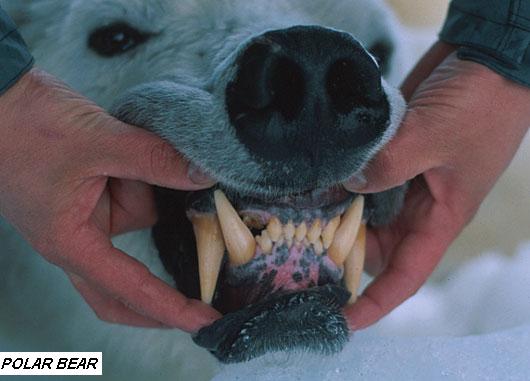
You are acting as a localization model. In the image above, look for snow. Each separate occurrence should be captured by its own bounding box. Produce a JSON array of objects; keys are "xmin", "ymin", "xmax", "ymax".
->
[{"xmin": 213, "ymin": 243, "xmax": 530, "ymax": 381}]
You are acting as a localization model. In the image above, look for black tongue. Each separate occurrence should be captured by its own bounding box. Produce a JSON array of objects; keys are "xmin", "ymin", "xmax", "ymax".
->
[{"xmin": 192, "ymin": 285, "xmax": 351, "ymax": 363}]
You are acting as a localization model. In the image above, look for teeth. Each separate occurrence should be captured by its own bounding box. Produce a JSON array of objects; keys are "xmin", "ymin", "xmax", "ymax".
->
[
  {"xmin": 214, "ymin": 190, "xmax": 256, "ymax": 266},
  {"xmin": 295, "ymin": 222, "xmax": 307, "ymax": 242},
  {"xmin": 267, "ymin": 217, "xmax": 282, "ymax": 242},
  {"xmin": 307, "ymin": 219, "xmax": 322, "ymax": 244},
  {"xmin": 242, "ymin": 215, "xmax": 264, "ymax": 230},
  {"xmin": 284, "ymin": 220, "xmax": 295, "ymax": 240},
  {"xmin": 191, "ymin": 214, "xmax": 225, "ymax": 304},
  {"xmin": 327, "ymin": 196, "xmax": 365, "ymax": 266},
  {"xmin": 313, "ymin": 238, "xmax": 324, "ymax": 255},
  {"xmin": 344, "ymin": 224, "xmax": 366, "ymax": 304},
  {"xmin": 256, "ymin": 230, "xmax": 273, "ymax": 254},
  {"xmin": 322, "ymin": 215, "xmax": 341, "ymax": 249}
]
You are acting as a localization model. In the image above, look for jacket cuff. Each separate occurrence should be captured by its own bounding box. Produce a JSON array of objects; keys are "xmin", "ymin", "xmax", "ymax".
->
[
  {"xmin": 439, "ymin": 2, "xmax": 530, "ymax": 88},
  {"xmin": 0, "ymin": 8, "xmax": 34, "ymax": 96}
]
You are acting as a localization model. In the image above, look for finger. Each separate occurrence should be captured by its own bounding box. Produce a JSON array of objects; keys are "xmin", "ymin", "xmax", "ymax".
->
[
  {"xmin": 344, "ymin": 109, "xmax": 440, "ymax": 193},
  {"xmin": 363, "ymin": 227, "xmax": 388, "ymax": 276},
  {"xmin": 343, "ymin": 43, "xmax": 455, "ymax": 194},
  {"xmin": 401, "ymin": 41, "xmax": 455, "ymax": 100},
  {"xmin": 343, "ymin": 203, "xmax": 457, "ymax": 331},
  {"xmin": 90, "ymin": 120, "xmax": 215, "ymax": 190},
  {"xmin": 61, "ymin": 228, "xmax": 222, "ymax": 332},
  {"xmin": 68, "ymin": 273, "xmax": 166, "ymax": 328},
  {"xmin": 107, "ymin": 179, "xmax": 157, "ymax": 236}
]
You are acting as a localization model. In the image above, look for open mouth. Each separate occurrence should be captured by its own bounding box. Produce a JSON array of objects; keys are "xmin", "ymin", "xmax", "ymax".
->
[
  {"xmin": 188, "ymin": 186, "xmax": 368, "ymax": 362},
  {"xmin": 187, "ymin": 187, "xmax": 366, "ymax": 309}
]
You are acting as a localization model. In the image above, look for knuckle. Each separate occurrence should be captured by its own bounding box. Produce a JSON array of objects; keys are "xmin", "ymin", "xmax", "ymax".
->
[
  {"xmin": 92, "ymin": 307, "xmax": 118, "ymax": 324},
  {"xmin": 134, "ymin": 264, "xmax": 158, "ymax": 292},
  {"xmin": 30, "ymin": 224, "xmax": 71, "ymax": 267},
  {"xmin": 374, "ymin": 148, "xmax": 398, "ymax": 176},
  {"xmin": 147, "ymin": 141, "xmax": 181, "ymax": 180},
  {"xmin": 366, "ymin": 148, "xmax": 402, "ymax": 187}
]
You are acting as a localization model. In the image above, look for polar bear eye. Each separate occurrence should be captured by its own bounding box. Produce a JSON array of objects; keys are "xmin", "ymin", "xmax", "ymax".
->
[{"xmin": 88, "ymin": 22, "xmax": 151, "ymax": 57}]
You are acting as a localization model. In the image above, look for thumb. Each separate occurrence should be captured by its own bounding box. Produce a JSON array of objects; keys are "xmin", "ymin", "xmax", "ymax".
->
[
  {"xmin": 90, "ymin": 117, "xmax": 215, "ymax": 190},
  {"xmin": 344, "ymin": 109, "xmax": 440, "ymax": 193}
]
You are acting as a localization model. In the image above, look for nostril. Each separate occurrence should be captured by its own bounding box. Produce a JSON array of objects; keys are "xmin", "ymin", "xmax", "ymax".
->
[
  {"xmin": 270, "ymin": 57, "xmax": 305, "ymax": 121},
  {"xmin": 326, "ymin": 58, "xmax": 382, "ymax": 115},
  {"xmin": 227, "ymin": 42, "xmax": 305, "ymax": 124}
]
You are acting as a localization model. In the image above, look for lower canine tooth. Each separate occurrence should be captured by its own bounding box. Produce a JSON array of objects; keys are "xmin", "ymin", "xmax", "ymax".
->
[
  {"xmin": 191, "ymin": 214, "xmax": 225, "ymax": 304},
  {"xmin": 344, "ymin": 224, "xmax": 366, "ymax": 304},
  {"xmin": 327, "ymin": 196, "xmax": 364, "ymax": 266},
  {"xmin": 214, "ymin": 190, "xmax": 256, "ymax": 266}
]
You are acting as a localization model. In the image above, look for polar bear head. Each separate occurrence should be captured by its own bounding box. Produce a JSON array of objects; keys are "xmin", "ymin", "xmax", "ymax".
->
[{"xmin": 5, "ymin": 0, "xmax": 408, "ymax": 363}]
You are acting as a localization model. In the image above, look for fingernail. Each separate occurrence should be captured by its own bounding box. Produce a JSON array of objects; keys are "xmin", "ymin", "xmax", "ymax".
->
[
  {"xmin": 188, "ymin": 163, "xmax": 215, "ymax": 185},
  {"xmin": 344, "ymin": 173, "xmax": 367, "ymax": 191}
]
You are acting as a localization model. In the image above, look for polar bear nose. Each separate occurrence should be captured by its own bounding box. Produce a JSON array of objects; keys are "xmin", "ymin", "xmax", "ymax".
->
[{"xmin": 225, "ymin": 25, "xmax": 387, "ymax": 163}]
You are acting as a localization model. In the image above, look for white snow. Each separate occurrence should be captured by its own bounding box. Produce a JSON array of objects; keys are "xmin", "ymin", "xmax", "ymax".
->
[{"xmin": 213, "ymin": 242, "xmax": 530, "ymax": 381}]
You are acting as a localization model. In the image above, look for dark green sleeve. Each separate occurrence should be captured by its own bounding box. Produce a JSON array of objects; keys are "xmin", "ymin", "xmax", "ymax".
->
[
  {"xmin": 440, "ymin": 0, "xmax": 530, "ymax": 87},
  {"xmin": 0, "ymin": 7, "xmax": 34, "ymax": 96}
]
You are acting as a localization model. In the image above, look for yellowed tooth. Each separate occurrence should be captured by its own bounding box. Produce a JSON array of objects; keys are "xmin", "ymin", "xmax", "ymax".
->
[
  {"xmin": 256, "ymin": 230, "xmax": 273, "ymax": 254},
  {"xmin": 191, "ymin": 214, "xmax": 225, "ymax": 305},
  {"xmin": 344, "ymin": 224, "xmax": 366, "ymax": 304},
  {"xmin": 322, "ymin": 215, "xmax": 341, "ymax": 249},
  {"xmin": 284, "ymin": 220, "xmax": 295, "ymax": 241},
  {"xmin": 295, "ymin": 222, "xmax": 307, "ymax": 242},
  {"xmin": 313, "ymin": 238, "xmax": 324, "ymax": 256},
  {"xmin": 307, "ymin": 219, "xmax": 322, "ymax": 244},
  {"xmin": 327, "ymin": 196, "xmax": 365, "ymax": 266},
  {"xmin": 267, "ymin": 217, "xmax": 282, "ymax": 242},
  {"xmin": 214, "ymin": 190, "xmax": 256, "ymax": 266},
  {"xmin": 242, "ymin": 215, "xmax": 264, "ymax": 230}
]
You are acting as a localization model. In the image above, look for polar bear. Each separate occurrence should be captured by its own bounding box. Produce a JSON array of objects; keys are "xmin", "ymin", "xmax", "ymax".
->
[{"xmin": 0, "ymin": 0, "xmax": 414, "ymax": 379}]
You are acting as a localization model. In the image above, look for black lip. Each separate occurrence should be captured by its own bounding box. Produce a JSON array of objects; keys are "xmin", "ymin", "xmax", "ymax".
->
[
  {"xmin": 185, "ymin": 185, "xmax": 357, "ymax": 222},
  {"xmin": 193, "ymin": 284, "xmax": 351, "ymax": 363}
]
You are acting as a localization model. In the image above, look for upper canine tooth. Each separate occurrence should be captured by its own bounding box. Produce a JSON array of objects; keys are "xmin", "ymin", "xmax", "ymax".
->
[
  {"xmin": 267, "ymin": 217, "xmax": 282, "ymax": 242},
  {"xmin": 307, "ymin": 219, "xmax": 322, "ymax": 244},
  {"xmin": 214, "ymin": 190, "xmax": 255, "ymax": 266},
  {"xmin": 256, "ymin": 231, "xmax": 273, "ymax": 254},
  {"xmin": 322, "ymin": 215, "xmax": 341, "ymax": 249},
  {"xmin": 327, "ymin": 196, "xmax": 365, "ymax": 266},
  {"xmin": 344, "ymin": 223, "xmax": 366, "ymax": 304},
  {"xmin": 191, "ymin": 214, "xmax": 225, "ymax": 304},
  {"xmin": 295, "ymin": 222, "xmax": 307, "ymax": 242}
]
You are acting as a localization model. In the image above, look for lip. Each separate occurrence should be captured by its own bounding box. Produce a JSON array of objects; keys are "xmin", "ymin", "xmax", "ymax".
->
[{"xmin": 186, "ymin": 185, "xmax": 357, "ymax": 223}]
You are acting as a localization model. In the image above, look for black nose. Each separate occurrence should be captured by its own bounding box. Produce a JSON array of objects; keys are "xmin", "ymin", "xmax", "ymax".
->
[{"xmin": 226, "ymin": 25, "xmax": 389, "ymax": 164}]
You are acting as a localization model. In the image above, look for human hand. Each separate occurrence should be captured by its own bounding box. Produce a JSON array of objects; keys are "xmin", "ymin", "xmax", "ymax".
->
[
  {"xmin": 343, "ymin": 42, "xmax": 530, "ymax": 330},
  {"xmin": 0, "ymin": 69, "xmax": 221, "ymax": 331}
]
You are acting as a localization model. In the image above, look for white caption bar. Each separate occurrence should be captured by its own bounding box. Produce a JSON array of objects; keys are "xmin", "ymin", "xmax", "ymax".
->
[{"xmin": 0, "ymin": 352, "xmax": 102, "ymax": 376}]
